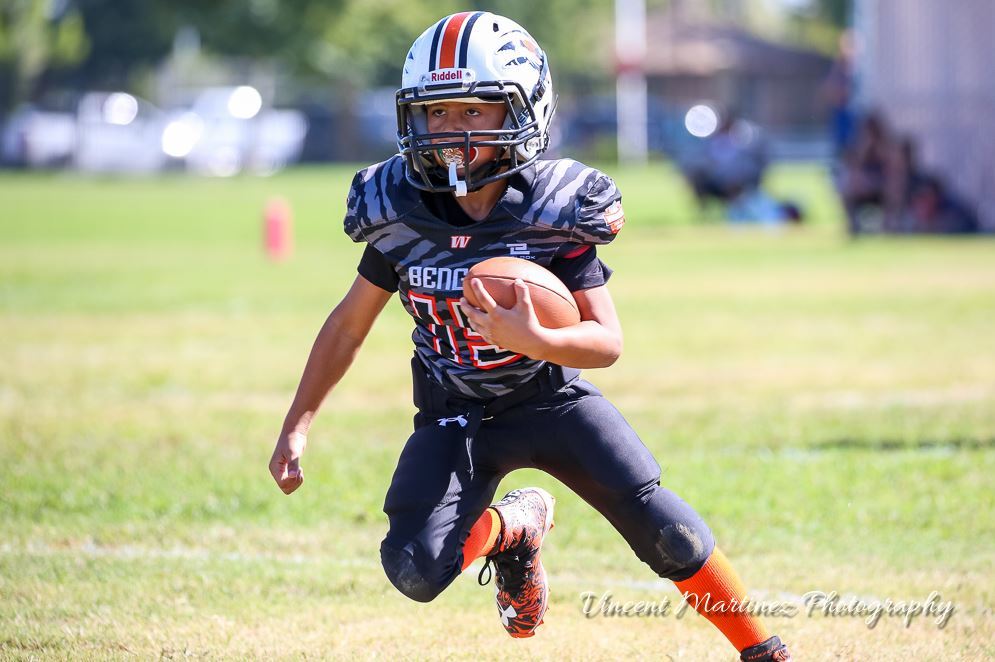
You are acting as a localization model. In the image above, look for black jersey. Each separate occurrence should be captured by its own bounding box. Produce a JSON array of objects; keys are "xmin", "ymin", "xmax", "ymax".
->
[{"xmin": 343, "ymin": 155, "xmax": 625, "ymax": 399}]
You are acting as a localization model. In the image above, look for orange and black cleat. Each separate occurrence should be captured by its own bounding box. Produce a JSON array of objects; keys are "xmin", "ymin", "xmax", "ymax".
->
[
  {"xmin": 740, "ymin": 635, "xmax": 792, "ymax": 661},
  {"xmin": 478, "ymin": 487, "xmax": 556, "ymax": 638}
]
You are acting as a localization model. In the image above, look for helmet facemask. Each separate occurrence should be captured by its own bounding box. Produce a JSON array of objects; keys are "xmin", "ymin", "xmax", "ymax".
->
[{"xmin": 396, "ymin": 74, "xmax": 550, "ymax": 196}]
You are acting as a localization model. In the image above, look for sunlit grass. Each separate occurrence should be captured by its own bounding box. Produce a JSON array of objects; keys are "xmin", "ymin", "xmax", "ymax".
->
[{"xmin": 1, "ymin": 164, "xmax": 993, "ymax": 659}]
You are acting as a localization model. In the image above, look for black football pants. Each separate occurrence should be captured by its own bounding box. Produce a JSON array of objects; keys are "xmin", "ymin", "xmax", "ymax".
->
[{"xmin": 379, "ymin": 360, "xmax": 715, "ymax": 603}]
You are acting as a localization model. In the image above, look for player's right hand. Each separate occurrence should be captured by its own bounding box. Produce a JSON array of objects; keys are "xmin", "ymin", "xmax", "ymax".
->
[{"xmin": 269, "ymin": 431, "xmax": 307, "ymax": 495}]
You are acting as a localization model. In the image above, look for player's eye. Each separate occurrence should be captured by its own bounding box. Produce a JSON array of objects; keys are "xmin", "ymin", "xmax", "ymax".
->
[{"xmin": 465, "ymin": 107, "xmax": 482, "ymax": 117}]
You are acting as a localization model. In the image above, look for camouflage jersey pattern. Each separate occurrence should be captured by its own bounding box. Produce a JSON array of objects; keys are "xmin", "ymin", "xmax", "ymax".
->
[{"xmin": 343, "ymin": 155, "xmax": 624, "ymax": 400}]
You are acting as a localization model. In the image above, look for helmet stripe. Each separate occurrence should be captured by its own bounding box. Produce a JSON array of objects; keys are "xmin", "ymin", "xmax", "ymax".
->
[
  {"xmin": 428, "ymin": 18, "xmax": 446, "ymax": 71},
  {"xmin": 438, "ymin": 11, "xmax": 473, "ymax": 69},
  {"xmin": 457, "ymin": 12, "xmax": 484, "ymax": 69}
]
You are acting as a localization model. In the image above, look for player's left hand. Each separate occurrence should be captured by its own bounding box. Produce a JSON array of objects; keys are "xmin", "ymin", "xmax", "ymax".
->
[{"xmin": 461, "ymin": 278, "xmax": 546, "ymax": 357}]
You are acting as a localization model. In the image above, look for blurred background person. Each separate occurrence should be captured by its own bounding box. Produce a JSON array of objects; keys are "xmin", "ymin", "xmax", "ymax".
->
[
  {"xmin": 882, "ymin": 136, "xmax": 925, "ymax": 232},
  {"xmin": 681, "ymin": 111, "xmax": 801, "ymax": 226},
  {"xmin": 837, "ymin": 111, "xmax": 892, "ymax": 234},
  {"xmin": 820, "ymin": 29, "xmax": 858, "ymax": 159},
  {"xmin": 683, "ymin": 112, "xmax": 767, "ymax": 210},
  {"xmin": 903, "ymin": 175, "xmax": 979, "ymax": 234}
]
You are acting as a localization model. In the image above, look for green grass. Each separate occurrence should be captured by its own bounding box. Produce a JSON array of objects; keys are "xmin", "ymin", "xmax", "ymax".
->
[{"xmin": 1, "ymin": 163, "xmax": 994, "ymax": 660}]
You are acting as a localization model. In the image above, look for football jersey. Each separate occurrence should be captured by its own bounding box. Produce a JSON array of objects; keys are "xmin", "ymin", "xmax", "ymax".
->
[{"xmin": 343, "ymin": 155, "xmax": 625, "ymax": 400}]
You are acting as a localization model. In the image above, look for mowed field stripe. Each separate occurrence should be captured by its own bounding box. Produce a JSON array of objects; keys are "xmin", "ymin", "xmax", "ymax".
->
[{"xmin": 0, "ymin": 541, "xmax": 877, "ymax": 610}]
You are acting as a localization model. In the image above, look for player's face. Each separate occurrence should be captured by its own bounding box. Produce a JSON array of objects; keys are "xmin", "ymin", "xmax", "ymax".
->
[{"xmin": 425, "ymin": 101, "xmax": 507, "ymax": 173}]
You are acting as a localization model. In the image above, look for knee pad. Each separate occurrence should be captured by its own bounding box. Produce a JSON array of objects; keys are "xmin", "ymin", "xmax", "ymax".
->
[
  {"xmin": 629, "ymin": 483, "xmax": 715, "ymax": 581},
  {"xmin": 653, "ymin": 520, "xmax": 715, "ymax": 581},
  {"xmin": 380, "ymin": 543, "xmax": 445, "ymax": 603}
]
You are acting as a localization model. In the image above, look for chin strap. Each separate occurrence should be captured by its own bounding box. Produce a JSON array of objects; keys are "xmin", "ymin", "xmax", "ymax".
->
[
  {"xmin": 435, "ymin": 149, "xmax": 514, "ymax": 196},
  {"xmin": 448, "ymin": 162, "xmax": 468, "ymax": 197}
]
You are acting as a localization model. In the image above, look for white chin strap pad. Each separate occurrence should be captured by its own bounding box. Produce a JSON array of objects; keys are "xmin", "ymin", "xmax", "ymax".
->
[{"xmin": 448, "ymin": 162, "xmax": 468, "ymax": 197}]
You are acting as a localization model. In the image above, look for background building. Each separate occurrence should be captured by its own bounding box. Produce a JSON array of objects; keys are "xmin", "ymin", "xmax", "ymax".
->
[
  {"xmin": 646, "ymin": 3, "xmax": 832, "ymax": 149},
  {"xmin": 853, "ymin": 0, "xmax": 995, "ymax": 230}
]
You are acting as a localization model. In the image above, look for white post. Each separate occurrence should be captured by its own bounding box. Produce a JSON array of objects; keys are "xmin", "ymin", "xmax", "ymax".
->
[{"xmin": 615, "ymin": 0, "xmax": 648, "ymax": 164}]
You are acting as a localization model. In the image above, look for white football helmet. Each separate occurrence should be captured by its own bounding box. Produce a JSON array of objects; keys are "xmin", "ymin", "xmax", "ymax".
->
[{"xmin": 396, "ymin": 12, "xmax": 556, "ymax": 196}]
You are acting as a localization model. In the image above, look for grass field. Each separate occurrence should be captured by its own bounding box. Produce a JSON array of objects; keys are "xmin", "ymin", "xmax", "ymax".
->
[{"xmin": 1, "ymin": 162, "xmax": 993, "ymax": 660}]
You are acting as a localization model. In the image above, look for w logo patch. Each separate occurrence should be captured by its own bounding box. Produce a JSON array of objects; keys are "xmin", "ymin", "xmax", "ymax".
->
[{"xmin": 451, "ymin": 235, "xmax": 471, "ymax": 249}]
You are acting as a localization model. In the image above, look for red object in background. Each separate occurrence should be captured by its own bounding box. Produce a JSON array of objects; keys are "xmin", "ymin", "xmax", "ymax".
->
[{"xmin": 264, "ymin": 197, "xmax": 293, "ymax": 261}]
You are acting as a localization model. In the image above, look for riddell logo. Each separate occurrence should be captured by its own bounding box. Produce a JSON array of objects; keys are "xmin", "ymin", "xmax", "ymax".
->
[{"xmin": 431, "ymin": 69, "xmax": 466, "ymax": 82}]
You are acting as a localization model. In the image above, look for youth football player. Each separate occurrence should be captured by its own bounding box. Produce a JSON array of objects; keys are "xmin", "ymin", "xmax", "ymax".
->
[{"xmin": 269, "ymin": 11, "xmax": 792, "ymax": 661}]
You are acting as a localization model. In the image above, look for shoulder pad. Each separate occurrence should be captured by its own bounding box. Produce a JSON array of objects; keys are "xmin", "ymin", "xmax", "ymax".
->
[
  {"xmin": 343, "ymin": 155, "xmax": 420, "ymax": 243},
  {"xmin": 575, "ymin": 166, "xmax": 624, "ymax": 243},
  {"xmin": 518, "ymin": 159, "xmax": 624, "ymax": 245}
]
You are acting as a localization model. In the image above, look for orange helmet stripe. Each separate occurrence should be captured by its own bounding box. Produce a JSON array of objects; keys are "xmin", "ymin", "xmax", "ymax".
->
[{"xmin": 438, "ymin": 12, "xmax": 473, "ymax": 69}]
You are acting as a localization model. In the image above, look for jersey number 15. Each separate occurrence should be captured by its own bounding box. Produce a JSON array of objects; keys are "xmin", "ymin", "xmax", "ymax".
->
[{"xmin": 408, "ymin": 291, "xmax": 523, "ymax": 369}]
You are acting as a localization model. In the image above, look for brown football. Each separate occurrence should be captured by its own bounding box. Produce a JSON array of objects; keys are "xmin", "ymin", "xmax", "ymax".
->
[{"xmin": 463, "ymin": 257, "xmax": 581, "ymax": 329}]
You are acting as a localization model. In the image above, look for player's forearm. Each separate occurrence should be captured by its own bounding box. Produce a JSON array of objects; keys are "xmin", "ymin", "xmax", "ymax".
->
[
  {"xmin": 280, "ymin": 314, "xmax": 366, "ymax": 437},
  {"xmin": 528, "ymin": 321, "xmax": 622, "ymax": 369}
]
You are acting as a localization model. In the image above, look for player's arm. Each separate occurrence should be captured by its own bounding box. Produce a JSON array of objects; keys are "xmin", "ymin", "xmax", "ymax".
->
[
  {"xmin": 269, "ymin": 275, "xmax": 393, "ymax": 494},
  {"xmin": 462, "ymin": 278, "xmax": 623, "ymax": 369},
  {"xmin": 529, "ymin": 283, "xmax": 623, "ymax": 368}
]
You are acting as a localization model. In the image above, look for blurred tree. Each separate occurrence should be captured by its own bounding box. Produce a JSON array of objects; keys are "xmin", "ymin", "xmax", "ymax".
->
[
  {"xmin": 64, "ymin": 0, "xmax": 348, "ymax": 88},
  {"xmin": 10, "ymin": 0, "xmax": 348, "ymax": 107},
  {"xmin": 1, "ymin": 0, "xmax": 851, "ymax": 113},
  {"xmin": 727, "ymin": 0, "xmax": 850, "ymax": 55},
  {"xmin": 169, "ymin": 0, "xmax": 346, "ymax": 76},
  {"xmin": 310, "ymin": 0, "xmax": 461, "ymax": 86},
  {"xmin": 780, "ymin": 0, "xmax": 851, "ymax": 54},
  {"xmin": 69, "ymin": 0, "xmax": 176, "ymax": 88},
  {"xmin": 2, "ymin": 0, "xmax": 692, "ymax": 120},
  {"xmin": 0, "ymin": 0, "xmax": 89, "ymax": 113},
  {"xmin": 307, "ymin": 1, "xmax": 613, "ymax": 88},
  {"xmin": 816, "ymin": 0, "xmax": 849, "ymax": 27},
  {"xmin": 6, "ymin": 0, "xmax": 617, "ymax": 105},
  {"xmin": 465, "ymin": 1, "xmax": 613, "ymax": 91}
]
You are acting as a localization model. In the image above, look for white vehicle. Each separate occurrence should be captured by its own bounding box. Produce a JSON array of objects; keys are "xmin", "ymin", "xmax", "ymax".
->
[
  {"xmin": 4, "ymin": 86, "xmax": 307, "ymax": 176},
  {"xmin": 162, "ymin": 86, "xmax": 307, "ymax": 176},
  {"xmin": 75, "ymin": 92, "xmax": 166, "ymax": 174},
  {"xmin": 1, "ymin": 105, "xmax": 76, "ymax": 168}
]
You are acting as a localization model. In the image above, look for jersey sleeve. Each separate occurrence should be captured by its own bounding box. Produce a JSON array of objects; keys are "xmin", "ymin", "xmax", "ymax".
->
[
  {"xmin": 572, "ymin": 171, "xmax": 625, "ymax": 245},
  {"xmin": 343, "ymin": 169, "xmax": 370, "ymax": 243},
  {"xmin": 547, "ymin": 245, "xmax": 614, "ymax": 292},
  {"xmin": 357, "ymin": 244, "xmax": 400, "ymax": 293},
  {"xmin": 342, "ymin": 156, "xmax": 413, "ymax": 245}
]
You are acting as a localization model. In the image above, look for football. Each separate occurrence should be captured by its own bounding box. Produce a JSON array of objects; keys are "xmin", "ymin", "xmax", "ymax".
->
[{"xmin": 463, "ymin": 256, "xmax": 581, "ymax": 328}]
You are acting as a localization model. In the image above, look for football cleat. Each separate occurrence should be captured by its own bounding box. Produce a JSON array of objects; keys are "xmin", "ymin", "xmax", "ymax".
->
[
  {"xmin": 478, "ymin": 487, "xmax": 555, "ymax": 638},
  {"xmin": 740, "ymin": 635, "xmax": 793, "ymax": 662}
]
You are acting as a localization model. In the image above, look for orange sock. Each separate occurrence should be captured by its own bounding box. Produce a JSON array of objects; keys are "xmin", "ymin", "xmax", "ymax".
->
[
  {"xmin": 673, "ymin": 547, "xmax": 771, "ymax": 652},
  {"xmin": 460, "ymin": 508, "xmax": 501, "ymax": 571}
]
